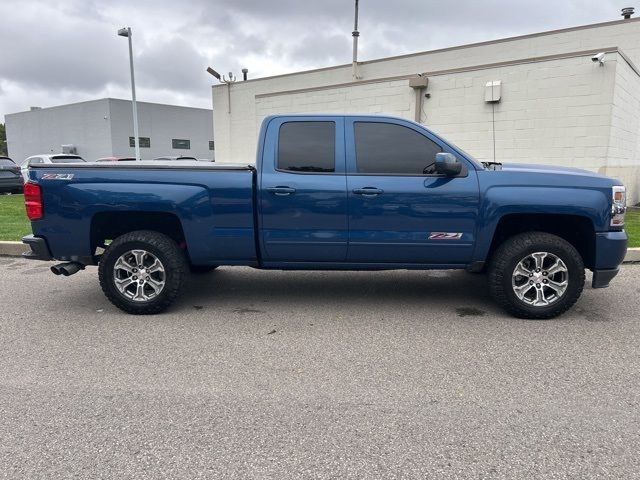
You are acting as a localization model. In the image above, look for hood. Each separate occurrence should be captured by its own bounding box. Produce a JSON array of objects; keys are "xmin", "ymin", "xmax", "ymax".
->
[{"xmin": 499, "ymin": 163, "xmax": 603, "ymax": 177}]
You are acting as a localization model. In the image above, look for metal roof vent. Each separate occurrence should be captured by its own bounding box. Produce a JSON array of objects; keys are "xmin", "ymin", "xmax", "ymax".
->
[{"xmin": 622, "ymin": 7, "xmax": 634, "ymax": 19}]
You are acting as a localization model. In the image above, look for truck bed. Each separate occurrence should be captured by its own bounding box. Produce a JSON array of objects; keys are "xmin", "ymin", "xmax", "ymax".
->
[{"xmin": 29, "ymin": 162, "xmax": 258, "ymax": 266}]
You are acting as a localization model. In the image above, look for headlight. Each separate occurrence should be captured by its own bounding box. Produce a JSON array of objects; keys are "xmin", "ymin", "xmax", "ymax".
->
[{"xmin": 611, "ymin": 185, "xmax": 626, "ymax": 228}]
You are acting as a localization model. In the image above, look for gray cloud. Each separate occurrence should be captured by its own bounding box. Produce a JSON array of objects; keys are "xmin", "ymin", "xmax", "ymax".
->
[{"xmin": 0, "ymin": 0, "xmax": 628, "ymax": 120}]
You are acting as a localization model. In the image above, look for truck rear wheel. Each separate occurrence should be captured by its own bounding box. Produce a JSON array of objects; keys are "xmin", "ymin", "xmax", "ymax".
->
[
  {"xmin": 98, "ymin": 230, "xmax": 188, "ymax": 314},
  {"xmin": 488, "ymin": 232, "xmax": 585, "ymax": 319}
]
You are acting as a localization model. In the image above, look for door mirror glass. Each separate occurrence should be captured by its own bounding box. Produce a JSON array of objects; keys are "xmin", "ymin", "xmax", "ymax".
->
[{"xmin": 434, "ymin": 152, "xmax": 462, "ymax": 176}]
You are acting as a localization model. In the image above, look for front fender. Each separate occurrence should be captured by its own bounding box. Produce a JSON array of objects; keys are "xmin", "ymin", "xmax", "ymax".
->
[{"xmin": 474, "ymin": 185, "xmax": 610, "ymax": 262}]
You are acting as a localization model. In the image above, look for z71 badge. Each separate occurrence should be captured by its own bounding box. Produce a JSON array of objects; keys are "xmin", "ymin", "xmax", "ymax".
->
[
  {"xmin": 41, "ymin": 173, "xmax": 75, "ymax": 180},
  {"xmin": 429, "ymin": 232, "xmax": 463, "ymax": 240}
]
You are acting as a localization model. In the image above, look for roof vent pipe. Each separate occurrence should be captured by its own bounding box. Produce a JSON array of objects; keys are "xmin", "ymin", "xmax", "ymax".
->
[
  {"xmin": 622, "ymin": 7, "xmax": 634, "ymax": 19},
  {"xmin": 242, "ymin": 68, "xmax": 248, "ymax": 81}
]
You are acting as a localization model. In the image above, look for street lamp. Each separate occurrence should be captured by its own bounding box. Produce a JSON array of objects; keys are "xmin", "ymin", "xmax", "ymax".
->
[{"xmin": 118, "ymin": 27, "xmax": 140, "ymax": 161}]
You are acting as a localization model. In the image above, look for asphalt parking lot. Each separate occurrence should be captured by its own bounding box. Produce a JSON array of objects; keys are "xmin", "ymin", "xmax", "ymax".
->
[{"xmin": 0, "ymin": 257, "xmax": 639, "ymax": 479}]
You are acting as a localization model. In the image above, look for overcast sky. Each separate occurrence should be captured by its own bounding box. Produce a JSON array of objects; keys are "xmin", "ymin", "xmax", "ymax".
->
[{"xmin": 0, "ymin": 0, "xmax": 630, "ymax": 120}]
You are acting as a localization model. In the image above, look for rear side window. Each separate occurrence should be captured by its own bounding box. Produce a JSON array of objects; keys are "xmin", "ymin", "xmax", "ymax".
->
[
  {"xmin": 278, "ymin": 122, "xmax": 335, "ymax": 173},
  {"xmin": 354, "ymin": 122, "xmax": 442, "ymax": 175},
  {"xmin": 28, "ymin": 157, "xmax": 44, "ymax": 165}
]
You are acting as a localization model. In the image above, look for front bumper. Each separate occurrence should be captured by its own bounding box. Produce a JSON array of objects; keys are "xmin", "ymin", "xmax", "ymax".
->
[
  {"xmin": 591, "ymin": 230, "xmax": 628, "ymax": 288},
  {"xmin": 592, "ymin": 268, "xmax": 620, "ymax": 288},
  {"xmin": 22, "ymin": 235, "xmax": 53, "ymax": 261}
]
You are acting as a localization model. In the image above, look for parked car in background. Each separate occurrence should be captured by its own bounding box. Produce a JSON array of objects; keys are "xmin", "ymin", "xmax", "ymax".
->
[
  {"xmin": 21, "ymin": 154, "xmax": 85, "ymax": 181},
  {"xmin": 152, "ymin": 156, "xmax": 198, "ymax": 161},
  {"xmin": 0, "ymin": 157, "xmax": 23, "ymax": 193},
  {"xmin": 95, "ymin": 157, "xmax": 137, "ymax": 162}
]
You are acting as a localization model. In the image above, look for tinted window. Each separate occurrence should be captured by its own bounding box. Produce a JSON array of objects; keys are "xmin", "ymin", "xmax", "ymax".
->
[
  {"xmin": 209, "ymin": 141, "xmax": 215, "ymax": 151},
  {"xmin": 50, "ymin": 156, "xmax": 85, "ymax": 163},
  {"xmin": 172, "ymin": 139, "xmax": 190, "ymax": 149},
  {"xmin": 0, "ymin": 159, "xmax": 15, "ymax": 166},
  {"xmin": 129, "ymin": 137, "xmax": 151, "ymax": 148},
  {"xmin": 354, "ymin": 122, "xmax": 442, "ymax": 175},
  {"xmin": 278, "ymin": 122, "xmax": 335, "ymax": 173}
]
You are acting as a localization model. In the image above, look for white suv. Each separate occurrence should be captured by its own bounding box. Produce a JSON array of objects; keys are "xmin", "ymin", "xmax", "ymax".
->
[{"xmin": 21, "ymin": 154, "xmax": 85, "ymax": 181}]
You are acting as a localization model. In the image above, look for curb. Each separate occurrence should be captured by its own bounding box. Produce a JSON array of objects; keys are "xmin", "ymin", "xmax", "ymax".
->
[
  {"xmin": 1, "ymin": 240, "xmax": 639, "ymax": 263},
  {"xmin": 0, "ymin": 241, "xmax": 26, "ymax": 257},
  {"xmin": 624, "ymin": 247, "xmax": 640, "ymax": 263}
]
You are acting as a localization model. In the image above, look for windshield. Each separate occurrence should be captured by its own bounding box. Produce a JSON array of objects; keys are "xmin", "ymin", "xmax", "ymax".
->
[{"xmin": 50, "ymin": 156, "xmax": 85, "ymax": 163}]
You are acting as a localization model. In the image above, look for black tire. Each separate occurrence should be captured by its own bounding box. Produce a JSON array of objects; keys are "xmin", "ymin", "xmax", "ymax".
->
[
  {"xmin": 98, "ymin": 230, "xmax": 188, "ymax": 314},
  {"xmin": 189, "ymin": 265, "xmax": 218, "ymax": 274},
  {"xmin": 488, "ymin": 232, "xmax": 585, "ymax": 319}
]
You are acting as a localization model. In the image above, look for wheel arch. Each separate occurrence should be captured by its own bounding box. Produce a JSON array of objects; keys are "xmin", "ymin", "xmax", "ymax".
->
[
  {"xmin": 485, "ymin": 213, "xmax": 596, "ymax": 269},
  {"xmin": 91, "ymin": 211, "xmax": 188, "ymax": 259}
]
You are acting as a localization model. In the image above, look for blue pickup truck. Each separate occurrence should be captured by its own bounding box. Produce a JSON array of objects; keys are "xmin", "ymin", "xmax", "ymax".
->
[{"xmin": 22, "ymin": 115, "xmax": 628, "ymax": 318}]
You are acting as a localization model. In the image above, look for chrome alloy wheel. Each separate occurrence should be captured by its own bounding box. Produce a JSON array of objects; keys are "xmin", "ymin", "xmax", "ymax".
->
[
  {"xmin": 511, "ymin": 252, "xmax": 568, "ymax": 307},
  {"xmin": 113, "ymin": 249, "xmax": 166, "ymax": 302}
]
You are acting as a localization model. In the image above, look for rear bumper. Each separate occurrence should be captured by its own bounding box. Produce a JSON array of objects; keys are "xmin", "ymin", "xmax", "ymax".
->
[
  {"xmin": 591, "ymin": 230, "xmax": 627, "ymax": 288},
  {"xmin": 22, "ymin": 235, "xmax": 53, "ymax": 261}
]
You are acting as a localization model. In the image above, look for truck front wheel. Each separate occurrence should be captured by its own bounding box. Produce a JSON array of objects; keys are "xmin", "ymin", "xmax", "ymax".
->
[
  {"xmin": 488, "ymin": 232, "xmax": 585, "ymax": 319},
  {"xmin": 98, "ymin": 230, "xmax": 188, "ymax": 314}
]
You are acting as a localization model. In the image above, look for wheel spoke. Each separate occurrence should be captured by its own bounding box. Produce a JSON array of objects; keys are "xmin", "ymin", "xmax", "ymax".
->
[
  {"xmin": 535, "ymin": 287, "xmax": 550, "ymax": 306},
  {"xmin": 546, "ymin": 258, "xmax": 567, "ymax": 276},
  {"xmin": 514, "ymin": 262, "xmax": 533, "ymax": 277},
  {"xmin": 114, "ymin": 257, "xmax": 134, "ymax": 274},
  {"xmin": 513, "ymin": 282, "xmax": 534, "ymax": 300},
  {"xmin": 133, "ymin": 250, "xmax": 146, "ymax": 268},
  {"xmin": 546, "ymin": 279, "xmax": 568, "ymax": 296},
  {"xmin": 114, "ymin": 276, "xmax": 135, "ymax": 290},
  {"xmin": 532, "ymin": 252, "xmax": 547, "ymax": 271},
  {"xmin": 146, "ymin": 277, "xmax": 164, "ymax": 294},
  {"xmin": 147, "ymin": 258, "xmax": 164, "ymax": 274}
]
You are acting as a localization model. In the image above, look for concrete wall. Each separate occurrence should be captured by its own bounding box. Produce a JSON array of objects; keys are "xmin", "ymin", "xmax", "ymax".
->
[
  {"xmin": 6, "ymin": 99, "xmax": 214, "ymax": 163},
  {"xmin": 604, "ymin": 56, "xmax": 640, "ymax": 201},
  {"xmin": 108, "ymin": 99, "xmax": 214, "ymax": 159},
  {"xmin": 5, "ymin": 99, "xmax": 112, "ymax": 163},
  {"xmin": 213, "ymin": 17, "xmax": 640, "ymax": 203}
]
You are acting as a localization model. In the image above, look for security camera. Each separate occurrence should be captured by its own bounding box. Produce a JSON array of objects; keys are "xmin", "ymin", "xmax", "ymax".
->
[{"xmin": 591, "ymin": 52, "xmax": 606, "ymax": 66}]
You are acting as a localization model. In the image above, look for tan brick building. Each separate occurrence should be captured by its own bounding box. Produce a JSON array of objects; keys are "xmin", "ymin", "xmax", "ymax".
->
[{"xmin": 213, "ymin": 17, "xmax": 640, "ymax": 203}]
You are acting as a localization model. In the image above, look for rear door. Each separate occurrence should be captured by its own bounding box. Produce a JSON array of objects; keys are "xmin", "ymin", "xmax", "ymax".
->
[
  {"xmin": 259, "ymin": 117, "xmax": 348, "ymax": 263},
  {"xmin": 345, "ymin": 117, "xmax": 480, "ymax": 265}
]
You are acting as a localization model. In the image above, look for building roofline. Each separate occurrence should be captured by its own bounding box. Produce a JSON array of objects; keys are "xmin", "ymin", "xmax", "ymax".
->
[
  {"xmin": 6, "ymin": 97, "xmax": 212, "ymax": 116},
  {"xmin": 254, "ymin": 47, "xmax": 627, "ymax": 99},
  {"xmin": 213, "ymin": 16, "xmax": 640, "ymax": 88}
]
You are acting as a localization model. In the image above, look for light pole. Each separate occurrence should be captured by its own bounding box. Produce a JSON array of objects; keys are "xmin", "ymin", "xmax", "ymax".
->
[{"xmin": 118, "ymin": 27, "xmax": 140, "ymax": 161}]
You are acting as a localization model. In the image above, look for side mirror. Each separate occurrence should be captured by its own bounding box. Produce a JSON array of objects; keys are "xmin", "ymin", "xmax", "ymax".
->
[{"xmin": 434, "ymin": 152, "xmax": 462, "ymax": 176}]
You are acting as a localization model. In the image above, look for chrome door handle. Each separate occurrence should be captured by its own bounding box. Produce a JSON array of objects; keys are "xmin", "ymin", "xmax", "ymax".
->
[
  {"xmin": 266, "ymin": 186, "xmax": 296, "ymax": 196},
  {"xmin": 352, "ymin": 187, "xmax": 384, "ymax": 196}
]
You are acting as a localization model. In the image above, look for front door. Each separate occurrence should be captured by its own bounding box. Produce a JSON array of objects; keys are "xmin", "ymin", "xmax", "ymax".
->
[
  {"xmin": 345, "ymin": 118, "xmax": 480, "ymax": 265},
  {"xmin": 259, "ymin": 118, "xmax": 348, "ymax": 263}
]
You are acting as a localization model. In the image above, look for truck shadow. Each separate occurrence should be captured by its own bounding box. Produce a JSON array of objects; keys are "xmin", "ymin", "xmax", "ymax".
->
[{"xmin": 180, "ymin": 267, "xmax": 494, "ymax": 315}]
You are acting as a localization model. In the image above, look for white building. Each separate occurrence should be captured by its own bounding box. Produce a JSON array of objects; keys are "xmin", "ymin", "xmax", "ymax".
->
[
  {"xmin": 213, "ymin": 17, "xmax": 640, "ymax": 203},
  {"xmin": 6, "ymin": 98, "xmax": 214, "ymax": 162}
]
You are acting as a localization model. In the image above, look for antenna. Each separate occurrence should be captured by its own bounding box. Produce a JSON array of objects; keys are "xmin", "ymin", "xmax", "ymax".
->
[{"xmin": 352, "ymin": 0, "xmax": 361, "ymax": 80}]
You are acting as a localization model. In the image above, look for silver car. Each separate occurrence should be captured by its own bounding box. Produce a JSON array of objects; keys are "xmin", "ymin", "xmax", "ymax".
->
[{"xmin": 21, "ymin": 154, "xmax": 86, "ymax": 181}]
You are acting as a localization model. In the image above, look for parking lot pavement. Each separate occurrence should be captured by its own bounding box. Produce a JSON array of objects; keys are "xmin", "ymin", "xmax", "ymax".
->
[{"xmin": 0, "ymin": 258, "xmax": 639, "ymax": 479}]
